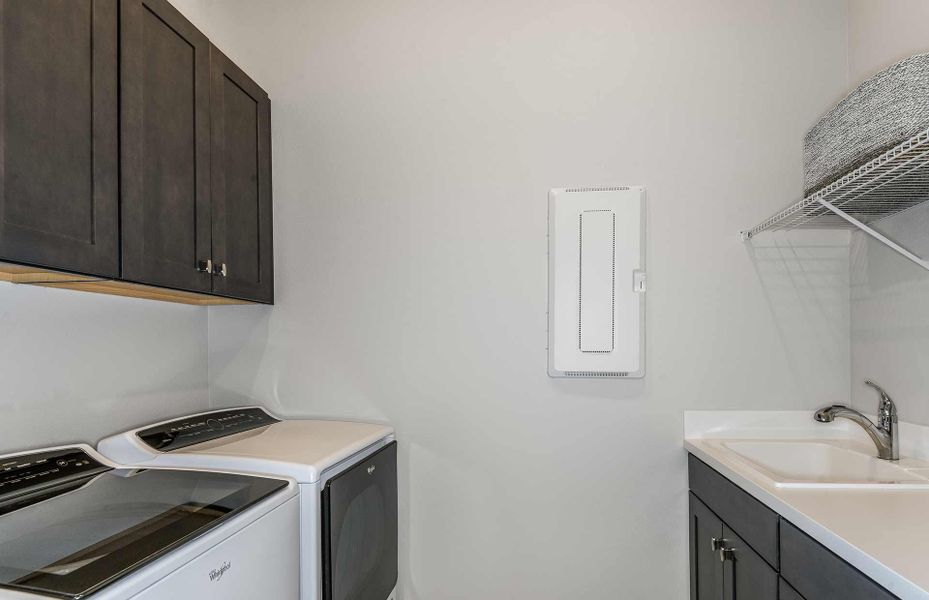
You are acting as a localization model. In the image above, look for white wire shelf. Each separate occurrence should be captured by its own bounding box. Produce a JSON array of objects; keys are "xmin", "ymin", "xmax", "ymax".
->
[{"xmin": 740, "ymin": 128, "xmax": 929, "ymax": 272}]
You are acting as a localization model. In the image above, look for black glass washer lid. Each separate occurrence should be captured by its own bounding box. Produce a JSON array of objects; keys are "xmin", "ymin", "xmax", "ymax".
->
[{"xmin": 0, "ymin": 455, "xmax": 288, "ymax": 599}]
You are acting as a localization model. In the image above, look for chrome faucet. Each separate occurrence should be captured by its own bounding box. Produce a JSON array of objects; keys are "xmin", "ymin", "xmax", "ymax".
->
[{"xmin": 814, "ymin": 380, "xmax": 899, "ymax": 461}]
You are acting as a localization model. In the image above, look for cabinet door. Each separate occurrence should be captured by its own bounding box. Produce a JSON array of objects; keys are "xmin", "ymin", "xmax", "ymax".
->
[
  {"xmin": 0, "ymin": 0, "xmax": 118, "ymax": 276},
  {"xmin": 209, "ymin": 46, "xmax": 273, "ymax": 303},
  {"xmin": 120, "ymin": 0, "xmax": 212, "ymax": 293},
  {"xmin": 779, "ymin": 578, "xmax": 806, "ymax": 600},
  {"xmin": 690, "ymin": 494, "xmax": 723, "ymax": 600},
  {"xmin": 721, "ymin": 525, "xmax": 777, "ymax": 600}
]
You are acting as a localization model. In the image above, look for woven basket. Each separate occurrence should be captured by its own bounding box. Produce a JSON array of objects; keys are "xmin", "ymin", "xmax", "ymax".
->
[{"xmin": 804, "ymin": 53, "xmax": 929, "ymax": 196}]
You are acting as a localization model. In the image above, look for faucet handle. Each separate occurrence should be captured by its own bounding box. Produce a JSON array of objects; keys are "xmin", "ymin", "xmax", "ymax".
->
[
  {"xmin": 865, "ymin": 380, "xmax": 897, "ymax": 426},
  {"xmin": 865, "ymin": 379, "xmax": 888, "ymax": 399}
]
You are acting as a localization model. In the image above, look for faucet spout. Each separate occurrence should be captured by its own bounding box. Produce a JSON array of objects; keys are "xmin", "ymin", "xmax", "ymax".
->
[{"xmin": 814, "ymin": 381, "xmax": 899, "ymax": 461}]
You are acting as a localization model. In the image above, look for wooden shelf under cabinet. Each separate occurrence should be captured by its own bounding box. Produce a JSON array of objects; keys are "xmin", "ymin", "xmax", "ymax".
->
[{"xmin": 0, "ymin": 263, "xmax": 251, "ymax": 306}]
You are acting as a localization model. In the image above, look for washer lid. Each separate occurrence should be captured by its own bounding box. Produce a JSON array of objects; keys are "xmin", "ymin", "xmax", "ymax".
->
[{"xmin": 0, "ymin": 450, "xmax": 287, "ymax": 599}]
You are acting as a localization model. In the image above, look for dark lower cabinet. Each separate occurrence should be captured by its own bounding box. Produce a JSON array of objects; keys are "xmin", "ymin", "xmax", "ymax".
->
[
  {"xmin": 779, "ymin": 577, "xmax": 806, "ymax": 600},
  {"xmin": 209, "ymin": 47, "xmax": 274, "ymax": 303},
  {"xmin": 0, "ymin": 0, "xmax": 119, "ymax": 277},
  {"xmin": 690, "ymin": 494, "xmax": 723, "ymax": 600},
  {"xmin": 688, "ymin": 451, "xmax": 779, "ymax": 568},
  {"xmin": 722, "ymin": 524, "xmax": 777, "ymax": 600},
  {"xmin": 120, "ymin": 0, "xmax": 213, "ymax": 294},
  {"xmin": 689, "ymin": 494, "xmax": 777, "ymax": 600},
  {"xmin": 780, "ymin": 520, "xmax": 897, "ymax": 600},
  {"xmin": 688, "ymin": 454, "xmax": 900, "ymax": 600}
]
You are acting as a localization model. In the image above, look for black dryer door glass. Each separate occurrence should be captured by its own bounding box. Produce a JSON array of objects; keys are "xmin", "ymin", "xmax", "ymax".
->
[{"xmin": 322, "ymin": 442, "xmax": 398, "ymax": 600}]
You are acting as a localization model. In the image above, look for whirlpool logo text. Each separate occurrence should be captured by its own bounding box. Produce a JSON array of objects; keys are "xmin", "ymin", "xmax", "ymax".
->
[{"xmin": 208, "ymin": 561, "xmax": 231, "ymax": 583}]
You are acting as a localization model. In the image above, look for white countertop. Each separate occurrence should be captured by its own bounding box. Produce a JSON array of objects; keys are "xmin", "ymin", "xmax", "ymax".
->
[{"xmin": 685, "ymin": 411, "xmax": 929, "ymax": 600}]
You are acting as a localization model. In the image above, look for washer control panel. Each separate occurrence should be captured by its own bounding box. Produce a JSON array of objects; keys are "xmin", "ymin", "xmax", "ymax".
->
[
  {"xmin": 0, "ymin": 447, "xmax": 109, "ymax": 507},
  {"xmin": 136, "ymin": 408, "xmax": 280, "ymax": 452}
]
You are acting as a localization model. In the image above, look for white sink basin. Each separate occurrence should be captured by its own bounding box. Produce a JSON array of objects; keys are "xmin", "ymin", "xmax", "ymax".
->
[{"xmin": 719, "ymin": 440, "xmax": 929, "ymax": 489}]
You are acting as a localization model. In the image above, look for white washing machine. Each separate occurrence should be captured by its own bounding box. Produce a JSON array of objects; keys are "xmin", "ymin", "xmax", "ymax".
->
[
  {"xmin": 98, "ymin": 407, "xmax": 398, "ymax": 600},
  {"xmin": 0, "ymin": 444, "xmax": 299, "ymax": 600}
]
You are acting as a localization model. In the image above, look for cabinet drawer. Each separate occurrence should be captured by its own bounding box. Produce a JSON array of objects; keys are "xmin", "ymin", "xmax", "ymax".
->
[
  {"xmin": 780, "ymin": 520, "xmax": 897, "ymax": 600},
  {"xmin": 779, "ymin": 577, "xmax": 805, "ymax": 600},
  {"xmin": 688, "ymin": 455, "xmax": 779, "ymax": 568}
]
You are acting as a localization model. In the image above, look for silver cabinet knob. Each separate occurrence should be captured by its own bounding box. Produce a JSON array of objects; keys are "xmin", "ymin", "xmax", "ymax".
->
[
  {"xmin": 197, "ymin": 259, "xmax": 213, "ymax": 273},
  {"xmin": 213, "ymin": 262, "xmax": 227, "ymax": 277},
  {"xmin": 711, "ymin": 538, "xmax": 735, "ymax": 562}
]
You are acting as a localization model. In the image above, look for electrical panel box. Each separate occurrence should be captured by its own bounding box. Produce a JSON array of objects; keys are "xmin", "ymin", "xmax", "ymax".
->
[{"xmin": 548, "ymin": 186, "xmax": 646, "ymax": 378}]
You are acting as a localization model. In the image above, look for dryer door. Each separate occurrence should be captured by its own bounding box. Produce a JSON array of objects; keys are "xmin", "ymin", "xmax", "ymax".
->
[{"xmin": 321, "ymin": 442, "xmax": 397, "ymax": 600}]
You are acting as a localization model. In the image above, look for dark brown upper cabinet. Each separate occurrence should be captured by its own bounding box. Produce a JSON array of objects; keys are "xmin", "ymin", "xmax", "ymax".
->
[
  {"xmin": 210, "ymin": 47, "xmax": 274, "ymax": 304},
  {"xmin": 120, "ymin": 0, "xmax": 213, "ymax": 294},
  {"xmin": 0, "ymin": 0, "xmax": 119, "ymax": 277},
  {"xmin": 0, "ymin": 0, "xmax": 273, "ymax": 305}
]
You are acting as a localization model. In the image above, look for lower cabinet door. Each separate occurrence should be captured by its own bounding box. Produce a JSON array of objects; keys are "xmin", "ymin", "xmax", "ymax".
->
[
  {"xmin": 721, "ymin": 525, "xmax": 777, "ymax": 600},
  {"xmin": 690, "ymin": 494, "xmax": 723, "ymax": 600},
  {"xmin": 779, "ymin": 577, "xmax": 806, "ymax": 600}
]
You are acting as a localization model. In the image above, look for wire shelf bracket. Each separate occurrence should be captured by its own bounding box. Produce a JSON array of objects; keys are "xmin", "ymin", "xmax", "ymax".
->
[
  {"xmin": 740, "ymin": 128, "xmax": 929, "ymax": 273},
  {"xmin": 821, "ymin": 198, "xmax": 929, "ymax": 271}
]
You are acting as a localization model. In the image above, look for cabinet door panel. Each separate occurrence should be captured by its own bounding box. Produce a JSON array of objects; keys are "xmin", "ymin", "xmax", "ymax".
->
[
  {"xmin": 210, "ymin": 46, "xmax": 273, "ymax": 303},
  {"xmin": 120, "ymin": 0, "xmax": 211, "ymax": 292},
  {"xmin": 779, "ymin": 578, "xmax": 805, "ymax": 600},
  {"xmin": 0, "ymin": 0, "xmax": 118, "ymax": 276},
  {"xmin": 722, "ymin": 525, "xmax": 777, "ymax": 600},
  {"xmin": 690, "ymin": 493, "xmax": 723, "ymax": 600}
]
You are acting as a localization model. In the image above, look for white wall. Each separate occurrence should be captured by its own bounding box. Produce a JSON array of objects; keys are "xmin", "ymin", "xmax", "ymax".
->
[
  {"xmin": 0, "ymin": 283, "xmax": 209, "ymax": 451},
  {"xmin": 177, "ymin": 0, "xmax": 851, "ymax": 597},
  {"xmin": 847, "ymin": 0, "xmax": 929, "ymax": 424},
  {"xmin": 848, "ymin": 0, "xmax": 929, "ymax": 84}
]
